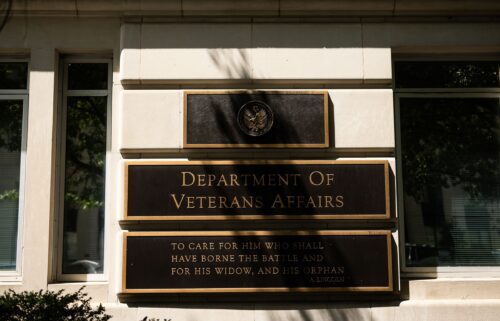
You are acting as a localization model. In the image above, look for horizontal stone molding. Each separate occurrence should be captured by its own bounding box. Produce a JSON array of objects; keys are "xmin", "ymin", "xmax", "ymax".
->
[{"xmin": 7, "ymin": 0, "xmax": 500, "ymax": 17}]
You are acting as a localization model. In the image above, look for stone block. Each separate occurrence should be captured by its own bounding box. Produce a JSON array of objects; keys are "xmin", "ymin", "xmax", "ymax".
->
[
  {"xmin": 363, "ymin": 48, "xmax": 392, "ymax": 81},
  {"xmin": 409, "ymin": 279, "xmax": 500, "ymax": 300},
  {"xmin": 183, "ymin": 0, "xmax": 279, "ymax": 16},
  {"xmin": 331, "ymin": 89, "xmax": 394, "ymax": 149},
  {"xmin": 120, "ymin": 90, "xmax": 181, "ymax": 150},
  {"xmin": 280, "ymin": 0, "xmax": 394, "ymax": 16},
  {"xmin": 252, "ymin": 48, "xmax": 363, "ymax": 80}
]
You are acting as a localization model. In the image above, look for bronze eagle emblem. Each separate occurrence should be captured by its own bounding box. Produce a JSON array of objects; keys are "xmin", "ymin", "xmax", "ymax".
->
[
  {"xmin": 237, "ymin": 100, "xmax": 274, "ymax": 136},
  {"xmin": 243, "ymin": 106, "xmax": 268, "ymax": 133}
]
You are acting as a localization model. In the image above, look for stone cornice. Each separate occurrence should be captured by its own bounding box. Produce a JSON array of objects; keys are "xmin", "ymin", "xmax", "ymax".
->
[{"xmin": 3, "ymin": 0, "xmax": 500, "ymax": 18}]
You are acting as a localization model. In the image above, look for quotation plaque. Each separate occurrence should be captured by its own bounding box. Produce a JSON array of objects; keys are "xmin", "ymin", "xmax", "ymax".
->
[{"xmin": 123, "ymin": 231, "xmax": 393, "ymax": 293}]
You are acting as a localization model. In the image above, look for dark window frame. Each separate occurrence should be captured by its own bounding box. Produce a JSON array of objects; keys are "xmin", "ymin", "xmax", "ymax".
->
[
  {"xmin": 0, "ymin": 59, "xmax": 29, "ymax": 280},
  {"xmin": 394, "ymin": 57, "xmax": 500, "ymax": 276},
  {"xmin": 56, "ymin": 57, "xmax": 112, "ymax": 282}
]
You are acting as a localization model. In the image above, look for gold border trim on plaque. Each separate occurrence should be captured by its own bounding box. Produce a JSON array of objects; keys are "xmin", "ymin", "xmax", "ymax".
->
[
  {"xmin": 121, "ymin": 230, "xmax": 393, "ymax": 294},
  {"xmin": 183, "ymin": 90, "xmax": 330, "ymax": 149},
  {"xmin": 123, "ymin": 160, "xmax": 391, "ymax": 221}
]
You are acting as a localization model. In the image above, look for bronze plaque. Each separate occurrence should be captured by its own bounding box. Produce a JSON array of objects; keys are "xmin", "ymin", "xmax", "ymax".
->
[
  {"xmin": 183, "ymin": 91, "xmax": 329, "ymax": 148},
  {"xmin": 124, "ymin": 160, "xmax": 390, "ymax": 221},
  {"xmin": 122, "ymin": 231, "xmax": 393, "ymax": 293}
]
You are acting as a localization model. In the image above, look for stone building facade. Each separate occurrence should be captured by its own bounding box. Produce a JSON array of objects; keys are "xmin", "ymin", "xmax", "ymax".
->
[{"xmin": 1, "ymin": 1, "xmax": 500, "ymax": 320}]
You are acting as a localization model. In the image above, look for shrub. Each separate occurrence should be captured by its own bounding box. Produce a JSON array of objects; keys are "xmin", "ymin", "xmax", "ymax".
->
[{"xmin": 0, "ymin": 287, "xmax": 111, "ymax": 321}]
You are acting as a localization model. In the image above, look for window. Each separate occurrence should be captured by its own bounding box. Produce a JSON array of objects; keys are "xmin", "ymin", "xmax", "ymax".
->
[
  {"xmin": 395, "ymin": 60, "xmax": 500, "ymax": 273},
  {"xmin": 57, "ymin": 58, "xmax": 111, "ymax": 280},
  {"xmin": 0, "ymin": 61, "xmax": 28, "ymax": 277}
]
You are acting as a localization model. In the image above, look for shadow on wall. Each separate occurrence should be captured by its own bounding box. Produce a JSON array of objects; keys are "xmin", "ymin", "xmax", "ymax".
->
[
  {"xmin": 208, "ymin": 49, "xmax": 251, "ymax": 79},
  {"xmin": 133, "ymin": 23, "xmax": 364, "ymax": 49},
  {"xmin": 121, "ymin": 23, "xmax": 370, "ymax": 83},
  {"xmin": 122, "ymin": 21, "xmax": 500, "ymax": 51},
  {"xmin": 131, "ymin": 301, "xmax": 401, "ymax": 321}
]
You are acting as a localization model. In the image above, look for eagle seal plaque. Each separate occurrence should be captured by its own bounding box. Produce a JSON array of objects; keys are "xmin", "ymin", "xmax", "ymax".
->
[{"xmin": 237, "ymin": 101, "xmax": 274, "ymax": 136}]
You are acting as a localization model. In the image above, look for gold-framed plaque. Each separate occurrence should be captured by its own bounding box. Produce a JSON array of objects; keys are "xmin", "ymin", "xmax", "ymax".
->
[
  {"xmin": 123, "ymin": 160, "xmax": 391, "ymax": 221},
  {"xmin": 122, "ymin": 230, "xmax": 394, "ymax": 294},
  {"xmin": 183, "ymin": 91, "xmax": 329, "ymax": 148}
]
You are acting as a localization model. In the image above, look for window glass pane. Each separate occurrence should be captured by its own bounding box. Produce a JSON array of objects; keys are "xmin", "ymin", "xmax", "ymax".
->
[
  {"xmin": 62, "ymin": 96, "xmax": 107, "ymax": 274},
  {"xmin": 400, "ymin": 97, "xmax": 500, "ymax": 267},
  {"xmin": 0, "ymin": 100, "xmax": 23, "ymax": 270},
  {"xmin": 395, "ymin": 61, "xmax": 500, "ymax": 88},
  {"xmin": 0, "ymin": 63, "xmax": 28, "ymax": 90},
  {"xmin": 67, "ymin": 63, "xmax": 108, "ymax": 90}
]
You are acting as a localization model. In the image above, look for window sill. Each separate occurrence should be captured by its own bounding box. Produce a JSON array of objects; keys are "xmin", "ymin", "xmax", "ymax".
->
[
  {"xmin": 0, "ymin": 275, "xmax": 22, "ymax": 283},
  {"xmin": 402, "ymin": 278, "xmax": 500, "ymax": 300}
]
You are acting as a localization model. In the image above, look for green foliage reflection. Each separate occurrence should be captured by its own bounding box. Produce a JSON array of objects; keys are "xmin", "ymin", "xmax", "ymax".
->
[
  {"xmin": 0, "ymin": 100, "xmax": 22, "ymax": 153},
  {"xmin": 395, "ymin": 61, "xmax": 500, "ymax": 88},
  {"xmin": 0, "ymin": 63, "xmax": 28, "ymax": 89},
  {"xmin": 64, "ymin": 96, "xmax": 106, "ymax": 210},
  {"xmin": 0, "ymin": 100, "xmax": 22, "ymax": 202},
  {"xmin": 401, "ymin": 98, "xmax": 500, "ymax": 201}
]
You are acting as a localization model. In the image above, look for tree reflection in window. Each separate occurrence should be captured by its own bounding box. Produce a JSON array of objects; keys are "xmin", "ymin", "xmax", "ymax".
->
[
  {"xmin": 400, "ymin": 97, "xmax": 500, "ymax": 266},
  {"xmin": 0, "ymin": 63, "xmax": 28, "ymax": 89},
  {"xmin": 62, "ymin": 96, "xmax": 106, "ymax": 274},
  {"xmin": 0, "ymin": 100, "xmax": 23, "ymax": 270},
  {"xmin": 395, "ymin": 61, "xmax": 500, "ymax": 88}
]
